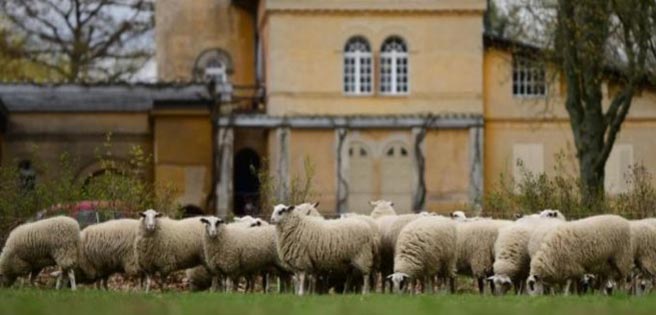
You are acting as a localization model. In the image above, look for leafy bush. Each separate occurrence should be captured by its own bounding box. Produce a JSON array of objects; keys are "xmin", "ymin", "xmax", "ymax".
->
[
  {"xmin": 484, "ymin": 152, "xmax": 656, "ymax": 219},
  {"xmin": 0, "ymin": 135, "xmax": 178, "ymax": 246},
  {"xmin": 256, "ymin": 156, "xmax": 318, "ymax": 219}
]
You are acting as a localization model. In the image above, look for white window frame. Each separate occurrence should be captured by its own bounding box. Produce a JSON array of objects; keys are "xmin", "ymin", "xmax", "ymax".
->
[
  {"xmin": 512, "ymin": 55, "xmax": 546, "ymax": 98},
  {"xmin": 204, "ymin": 59, "xmax": 228, "ymax": 84},
  {"xmin": 380, "ymin": 36, "xmax": 409, "ymax": 96},
  {"xmin": 343, "ymin": 37, "xmax": 373, "ymax": 96}
]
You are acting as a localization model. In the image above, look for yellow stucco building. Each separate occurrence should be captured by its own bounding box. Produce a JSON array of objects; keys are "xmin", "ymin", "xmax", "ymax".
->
[{"xmin": 1, "ymin": 0, "xmax": 655, "ymax": 217}]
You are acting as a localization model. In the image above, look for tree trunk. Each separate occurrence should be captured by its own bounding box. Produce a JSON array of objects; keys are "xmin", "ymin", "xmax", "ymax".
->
[{"xmin": 578, "ymin": 144, "xmax": 605, "ymax": 209}]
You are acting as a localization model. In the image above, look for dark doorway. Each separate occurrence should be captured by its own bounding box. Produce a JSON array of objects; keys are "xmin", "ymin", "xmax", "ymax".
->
[{"xmin": 233, "ymin": 148, "xmax": 261, "ymax": 216}]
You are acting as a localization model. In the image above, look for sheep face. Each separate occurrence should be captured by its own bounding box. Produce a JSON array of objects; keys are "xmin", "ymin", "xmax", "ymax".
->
[
  {"xmin": 250, "ymin": 219, "xmax": 267, "ymax": 227},
  {"xmin": 140, "ymin": 209, "xmax": 162, "ymax": 233},
  {"xmin": 526, "ymin": 275, "xmax": 545, "ymax": 295},
  {"xmin": 487, "ymin": 274, "xmax": 513, "ymax": 295},
  {"xmin": 636, "ymin": 277, "xmax": 654, "ymax": 296},
  {"xmin": 270, "ymin": 205, "xmax": 295, "ymax": 224},
  {"xmin": 369, "ymin": 200, "xmax": 394, "ymax": 208},
  {"xmin": 526, "ymin": 274, "xmax": 553, "ymax": 296},
  {"xmin": 387, "ymin": 272, "xmax": 410, "ymax": 294},
  {"xmin": 450, "ymin": 211, "xmax": 466, "ymax": 221},
  {"xmin": 538, "ymin": 209, "xmax": 565, "ymax": 221},
  {"xmin": 200, "ymin": 217, "xmax": 224, "ymax": 238}
]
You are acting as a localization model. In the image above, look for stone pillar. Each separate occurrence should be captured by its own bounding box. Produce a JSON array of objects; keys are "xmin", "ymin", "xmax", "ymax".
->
[
  {"xmin": 276, "ymin": 127, "xmax": 290, "ymax": 203},
  {"xmin": 216, "ymin": 127, "xmax": 234, "ymax": 217},
  {"xmin": 469, "ymin": 126, "xmax": 484, "ymax": 213},
  {"xmin": 335, "ymin": 128, "xmax": 349, "ymax": 214},
  {"xmin": 412, "ymin": 127, "xmax": 427, "ymax": 211}
]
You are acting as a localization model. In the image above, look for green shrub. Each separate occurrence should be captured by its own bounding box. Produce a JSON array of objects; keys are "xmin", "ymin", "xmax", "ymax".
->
[
  {"xmin": 0, "ymin": 135, "xmax": 179, "ymax": 246},
  {"xmin": 484, "ymin": 152, "xmax": 656, "ymax": 219}
]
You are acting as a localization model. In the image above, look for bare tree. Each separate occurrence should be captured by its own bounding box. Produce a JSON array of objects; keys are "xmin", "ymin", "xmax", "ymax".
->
[
  {"xmin": 503, "ymin": 0, "xmax": 656, "ymax": 208},
  {"xmin": 0, "ymin": 0, "xmax": 153, "ymax": 82}
]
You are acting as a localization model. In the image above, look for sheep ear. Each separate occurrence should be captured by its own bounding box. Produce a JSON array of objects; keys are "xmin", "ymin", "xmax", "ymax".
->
[
  {"xmin": 450, "ymin": 212, "xmax": 456, "ymax": 218},
  {"xmin": 486, "ymin": 276, "xmax": 496, "ymax": 283},
  {"xmin": 139, "ymin": 212, "xmax": 146, "ymax": 218},
  {"xmin": 312, "ymin": 202, "xmax": 319, "ymax": 208},
  {"xmin": 200, "ymin": 218, "xmax": 209, "ymax": 225},
  {"xmin": 513, "ymin": 213, "xmax": 522, "ymax": 219},
  {"xmin": 285, "ymin": 206, "xmax": 295, "ymax": 213},
  {"xmin": 155, "ymin": 212, "xmax": 163, "ymax": 218},
  {"xmin": 216, "ymin": 218, "xmax": 225, "ymax": 225},
  {"xmin": 386, "ymin": 274, "xmax": 394, "ymax": 279}
]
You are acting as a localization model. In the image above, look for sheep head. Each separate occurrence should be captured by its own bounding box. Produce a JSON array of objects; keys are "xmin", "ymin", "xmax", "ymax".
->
[
  {"xmin": 249, "ymin": 218, "xmax": 268, "ymax": 227},
  {"xmin": 200, "ymin": 217, "xmax": 224, "ymax": 238},
  {"xmin": 140, "ymin": 209, "xmax": 162, "ymax": 232},
  {"xmin": 538, "ymin": 209, "xmax": 566, "ymax": 221},
  {"xmin": 271, "ymin": 205, "xmax": 295, "ymax": 224},
  {"xmin": 450, "ymin": 211, "xmax": 466, "ymax": 221},
  {"xmin": 369, "ymin": 200, "xmax": 396, "ymax": 218},
  {"xmin": 487, "ymin": 274, "xmax": 514, "ymax": 295},
  {"xmin": 387, "ymin": 272, "xmax": 410, "ymax": 294},
  {"xmin": 526, "ymin": 274, "xmax": 545, "ymax": 296}
]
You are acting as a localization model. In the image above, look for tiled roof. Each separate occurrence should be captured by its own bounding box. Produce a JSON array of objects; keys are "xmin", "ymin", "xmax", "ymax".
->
[{"xmin": 0, "ymin": 83, "xmax": 209, "ymax": 112}]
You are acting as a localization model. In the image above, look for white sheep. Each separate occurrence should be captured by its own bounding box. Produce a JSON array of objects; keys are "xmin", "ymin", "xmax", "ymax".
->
[
  {"xmin": 527, "ymin": 219, "xmax": 565, "ymax": 258},
  {"xmin": 376, "ymin": 213, "xmax": 423, "ymax": 292},
  {"xmin": 450, "ymin": 211, "xmax": 467, "ymax": 221},
  {"xmin": 271, "ymin": 203, "xmax": 377, "ymax": 295},
  {"xmin": 369, "ymin": 200, "xmax": 396, "ymax": 219},
  {"xmin": 629, "ymin": 219, "xmax": 656, "ymax": 295},
  {"xmin": 134, "ymin": 209, "xmax": 206, "ymax": 292},
  {"xmin": 488, "ymin": 213, "xmax": 566, "ymax": 295},
  {"xmin": 527, "ymin": 215, "xmax": 633, "ymax": 295},
  {"xmin": 455, "ymin": 219, "xmax": 512, "ymax": 294},
  {"xmin": 388, "ymin": 216, "xmax": 457, "ymax": 294},
  {"xmin": 77, "ymin": 219, "xmax": 142, "ymax": 289},
  {"xmin": 200, "ymin": 216, "xmax": 285, "ymax": 293},
  {"xmin": 0, "ymin": 216, "xmax": 80, "ymax": 290},
  {"xmin": 233, "ymin": 215, "xmax": 270, "ymax": 227}
]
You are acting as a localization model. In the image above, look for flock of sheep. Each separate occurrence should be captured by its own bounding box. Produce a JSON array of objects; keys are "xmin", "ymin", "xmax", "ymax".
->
[{"xmin": 1, "ymin": 200, "xmax": 655, "ymax": 296}]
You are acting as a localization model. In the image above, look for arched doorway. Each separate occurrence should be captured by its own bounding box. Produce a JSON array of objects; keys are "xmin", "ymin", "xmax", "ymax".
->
[{"xmin": 233, "ymin": 148, "xmax": 261, "ymax": 216}]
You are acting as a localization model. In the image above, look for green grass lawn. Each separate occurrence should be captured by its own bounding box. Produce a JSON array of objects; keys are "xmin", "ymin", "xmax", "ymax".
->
[{"xmin": 0, "ymin": 289, "xmax": 654, "ymax": 315}]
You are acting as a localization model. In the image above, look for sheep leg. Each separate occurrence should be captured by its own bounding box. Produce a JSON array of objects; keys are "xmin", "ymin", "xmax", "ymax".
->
[
  {"xmin": 55, "ymin": 272, "xmax": 63, "ymax": 290},
  {"xmin": 362, "ymin": 273, "xmax": 370, "ymax": 294},
  {"xmin": 29, "ymin": 270, "xmax": 40, "ymax": 287},
  {"xmin": 297, "ymin": 272, "xmax": 306, "ymax": 296},
  {"xmin": 474, "ymin": 277, "xmax": 483, "ymax": 295},
  {"xmin": 263, "ymin": 272, "xmax": 269, "ymax": 293},
  {"xmin": 67, "ymin": 269, "xmax": 77, "ymax": 291},
  {"xmin": 448, "ymin": 276, "xmax": 456, "ymax": 294},
  {"xmin": 424, "ymin": 276, "xmax": 434, "ymax": 294},
  {"xmin": 563, "ymin": 279, "xmax": 572, "ymax": 296},
  {"xmin": 145, "ymin": 274, "xmax": 152, "ymax": 293},
  {"xmin": 211, "ymin": 276, "xmax": 219, "ymax": 292}
]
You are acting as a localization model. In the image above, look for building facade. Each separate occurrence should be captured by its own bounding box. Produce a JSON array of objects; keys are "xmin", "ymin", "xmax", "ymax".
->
[{"xmin": 1, "ymin": 0, "xmax": 655, "ymax": 217}]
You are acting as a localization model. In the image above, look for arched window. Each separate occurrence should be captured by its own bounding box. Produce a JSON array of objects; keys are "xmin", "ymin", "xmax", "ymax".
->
[
  {"xmin": 344, "ymin": 36, "xmax": 373, "ymax": 95},
  {"xmin": 193, "ymin": 49, "xmax": 233, "ymax": 83},
  {"xmin": 380, "ymin": 36, "xmax": 409, "ymax": 95},
  {"xmin": 204, "ymin": 58, "xmax": 227, "ymax": 83}
]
